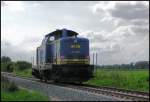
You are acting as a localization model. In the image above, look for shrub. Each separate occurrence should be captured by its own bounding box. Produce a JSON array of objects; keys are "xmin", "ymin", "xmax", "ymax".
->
[
  {"xmin": 1, "ymin": 75, "xmax": 18, "ymax": 92},
  {"xmin": 16, "ymin": 61, "xmax": 31, "ymax": 70},
  {"xmin": 1, "ymin": 56, "xmax": 11, "ymax": 63},
  {"xmin": 1, "ymin": 75, "xmax": 9, "ymax": 82},
  {"xmin": 8, "ymin": 82, "xmax": 18, "ymax": 92},
  {"xmin": 1, "ymin": 62, "xmax": 15, "ymax": 72},
  {"xmin": 6, "ymin": 63, "xmax": 14, "ymax": 72},
  {"xmin": 1, "ymin": 75, "xmax": 10, "ymax": 91}
]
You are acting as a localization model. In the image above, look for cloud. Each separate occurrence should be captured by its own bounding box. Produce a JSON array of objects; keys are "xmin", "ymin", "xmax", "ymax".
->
[
  {"xmin": 92, "ymin": 1, "xmax": 149, "ymax": 40},
  {"xmin": 93, "ymin": 1, "xmax": 149, "ymax": 19},
  {"xmin": 1, "ymin": 40, "xmax": 34, "ymax": 62},
  {"xmin": 131, "ymin": 26, "xmax": 149, "ymax": 36},
  {"xmin": 80, "ymin": 31, "xmax": 110, "ymax": 43},
  {"xmin": 3, "ymin": 1, "xmax": 25, "ymax": 12},
  {"xmin": 32, "ymin": 2, "xmax": 40, "ymax": 7},
  {"xmin": 109, "ymin": 2, "xmax": 149, "ymax": 20},
  {"xmin": 1, "ymin": 1, "xmax": 149, "ymax": 65},
  {"xmin": 93, "ymin": 1, "xmax": 149, "ymax": 27},
  {"xmin": 82, "ymin": 1, "xmax": 149, "ymax": 64}
]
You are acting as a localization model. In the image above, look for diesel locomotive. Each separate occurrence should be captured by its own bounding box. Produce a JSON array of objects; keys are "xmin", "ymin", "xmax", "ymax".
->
[{"xmin": 32, "ymin": 29, "xmax": 94, "ymax": 83}]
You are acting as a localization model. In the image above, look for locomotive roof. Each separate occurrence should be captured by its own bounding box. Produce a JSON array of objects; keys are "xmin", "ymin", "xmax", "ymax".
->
[{"xmin": 45, "ymin": 29, "xmax": 78, "ymax": 37}]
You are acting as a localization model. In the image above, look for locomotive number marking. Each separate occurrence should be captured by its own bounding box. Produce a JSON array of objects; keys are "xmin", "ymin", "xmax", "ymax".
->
[{"xmin": 71, "ymin": 44, "xmax": 80, "ymax": 48}]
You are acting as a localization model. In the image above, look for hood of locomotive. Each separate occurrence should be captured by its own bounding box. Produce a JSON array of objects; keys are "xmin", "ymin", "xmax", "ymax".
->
[{"xmin": 59, "ymin": 37, "xmax": 90, "ymax": 64}]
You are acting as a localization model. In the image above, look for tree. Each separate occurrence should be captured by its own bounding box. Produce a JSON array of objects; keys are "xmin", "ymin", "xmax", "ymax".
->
[
  {"xmin": 6, "ymin": 63, "xmax": 14, "ymax": 72},
  {"xmin": 1, "ymin": 56, "xmax": 15, "ymax": 72},
  {"xmin": 1, "ymin": 56, "xmax": 11, "ymax": 63},
  {"xmin": 135, "ymin": 61, "xmax": 149, "ymax": 69},
  {"xmin": 16, "ymin": 61, "xmax": 31, "ymax": 70}
]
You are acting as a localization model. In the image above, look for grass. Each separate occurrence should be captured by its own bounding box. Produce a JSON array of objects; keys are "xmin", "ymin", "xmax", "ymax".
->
[
  {"xmin": 13, "ymin": 69, "xmax": 32, "ymax": 78},
  {"xmin": 1, "ymin": 87, "xmax": 49, "ymax": 101},
  {"xmin": 1, "ymin": 78, "xmax": 49, "ymax": 101},
  {"xmin": 5, "ymin": 66, "xmax": 149, "ymax": 92},
  {"xmin": 85, "ymin": 69, "xmax": 149, "ymax": 92}
]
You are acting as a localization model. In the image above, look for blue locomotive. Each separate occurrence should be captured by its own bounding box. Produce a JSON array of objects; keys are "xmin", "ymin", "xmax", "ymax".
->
[{"xmin": 32, "ymin": 29, "xmax": 94, "ymax": 83}]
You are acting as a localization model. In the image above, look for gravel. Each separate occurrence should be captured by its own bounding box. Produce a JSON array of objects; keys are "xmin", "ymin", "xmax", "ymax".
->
[{"xmin": 2, "ymin": 74, "xmax": 123, "ymax": 101}]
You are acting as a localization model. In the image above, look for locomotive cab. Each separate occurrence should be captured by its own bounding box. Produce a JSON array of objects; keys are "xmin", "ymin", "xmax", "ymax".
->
[{"xmin": 45, "ymin": 28, "xmax": 78, "ymax": 40}]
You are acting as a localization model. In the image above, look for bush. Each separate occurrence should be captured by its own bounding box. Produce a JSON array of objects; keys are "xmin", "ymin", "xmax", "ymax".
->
[
  {"xmin": 8, "ymin": 82, "xmax": 18, "ymax": 92},
  {"xmin": 1, "ymin": 62, "xmax": 15, "ymax": 72},
  {"xmin": 1, "ymin": 56, "xmax": 11, "ymax": 63},
  {"xmin": 6, "ymin": 63, "xmax": 14, "ymax": 72},
  {"xmin": 1, "ymin": 75, "xmax": 18, "ymax": 92},
  {"xmin": 1, "ymin": 75, "xmax": 9, "ymax": 91},
  {"xmin": 16, "ymin": 61, "xmax": 31, "ymax": 70}
]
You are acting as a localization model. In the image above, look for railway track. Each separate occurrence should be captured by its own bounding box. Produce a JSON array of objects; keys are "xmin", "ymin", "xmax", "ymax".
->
[
  {"xmin": 1, "ymin": 72, "xmax": 149, "ymax": 101},
  {"xmin": 83, "ymin": 84, "xmax": 149, "ymax": 97},
  {"xmin": 58, "ymin": 84, "xmax": 149, "ymax": 101}
]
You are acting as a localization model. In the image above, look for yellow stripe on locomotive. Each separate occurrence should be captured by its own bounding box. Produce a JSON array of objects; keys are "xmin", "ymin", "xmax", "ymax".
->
[{"xmin": 56, "ymin": 58, "xmax": 90, "ymax": 64}]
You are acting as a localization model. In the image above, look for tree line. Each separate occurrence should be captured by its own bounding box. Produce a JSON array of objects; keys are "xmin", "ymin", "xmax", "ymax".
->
[
  {"xmin": 1, "ymin": 56, "xmax": 149, "ymax": 72},
  {"xmin": 1, "ymin": 56, "xmax": 32, "ymax": 72},
  {"xmin": 98, "ymin": 61, "xmax": 149, "ymax": 69}
]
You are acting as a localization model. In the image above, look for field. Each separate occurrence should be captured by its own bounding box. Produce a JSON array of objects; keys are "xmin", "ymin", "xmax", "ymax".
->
[{"xmin": 85, "ymin": 69, "xmax": 149, "ymax": 92}]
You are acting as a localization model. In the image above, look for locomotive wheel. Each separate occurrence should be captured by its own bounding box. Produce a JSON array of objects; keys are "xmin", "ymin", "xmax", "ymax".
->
[
  {"xmin": 44, "ymin": 78, "xmax": 47, "ymax": 82},
  {"xmin": 54, "ymin": 79, "xmax": 59, "ymax": 83},
  {"xmin": 78, "ymin": 82, "xmax": 82, "ymax": 84},
  {"xmin": 54, "ymin": 80, "xmax": 58, "ymax": 83},
  {"xmin": 39, "ymin": 77, "xmax": 43, "ymax": 82},
  {"xmin": 40, "ymin": 76, "xmax": 45, "ymax": 82},
  {"xmin": 42, "ymin": 76, "xmax": 47, "ymax": 82}
]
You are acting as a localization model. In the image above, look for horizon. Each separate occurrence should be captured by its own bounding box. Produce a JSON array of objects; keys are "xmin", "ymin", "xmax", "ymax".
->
[{"xmin": 1, "ymin": 55, "xmax": 149, "ymax": 66}]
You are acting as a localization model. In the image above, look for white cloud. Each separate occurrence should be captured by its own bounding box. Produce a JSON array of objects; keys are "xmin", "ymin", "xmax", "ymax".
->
[
  {"xmin": 93, "ymin": 1, "xmax": 149, "ymax": 27},
  {"xmin": 1, "ymin": 1, "xmax": 149, "ymax": 65},
  {"xmin": 32, "ymin": 2, "xmax": 40, "ymax": 7},
  {"xmin": 82, "ymin": 1, "xmax": 149, "ymax": 64},
  {"xmin": 1, "ymin": 40, "xmax": 34, "ymax": 62},
  {"xmin": 3, "ymin": 1, "xmax": 25, "ymax": 12}
]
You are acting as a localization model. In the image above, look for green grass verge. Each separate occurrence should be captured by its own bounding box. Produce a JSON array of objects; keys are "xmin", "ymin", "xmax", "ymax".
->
[
  {"xmin": 1, "ymin": 87, "xmax": 49, "ymax": 101},
  {"xmin": 13, "ymin": 69, "xmax": 32, "ymax": 78},
  {"xmin": 11, "ymin": 68, "xmax": 149, "ymax": 92},
  {"xmin": 85, "ymin": 69, "xmax": 149, "ymax": 92},
  {"xmin": 1, "ymin": 75, "xmax": 49, "ymax": 101}
]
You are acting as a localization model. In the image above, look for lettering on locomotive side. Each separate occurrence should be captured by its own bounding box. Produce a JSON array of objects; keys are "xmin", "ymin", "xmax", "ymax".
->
[{"xmin": 71, "ymin": 44, "xmax": 80, "ymax": 48}]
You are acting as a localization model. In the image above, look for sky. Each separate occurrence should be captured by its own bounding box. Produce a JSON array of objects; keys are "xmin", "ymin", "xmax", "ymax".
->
[{"xmin": 1, "ymin": 1, "xmax": 149, "ymax": 65}]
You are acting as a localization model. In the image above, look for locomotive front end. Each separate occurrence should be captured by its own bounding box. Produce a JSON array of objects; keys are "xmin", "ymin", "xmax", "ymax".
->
[{"xmin": 57, "ymin": 37, "xmax": 94, "ymax": 83}]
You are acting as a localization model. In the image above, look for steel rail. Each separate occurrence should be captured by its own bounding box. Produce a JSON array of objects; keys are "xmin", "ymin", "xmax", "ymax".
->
[
  {"xmin": 80, "ymin": 84, "xmax": 149, "ymax": 97},
  {"xmin": 63, "ymin": 84, "xmax": 149, "ymax": 101}
]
